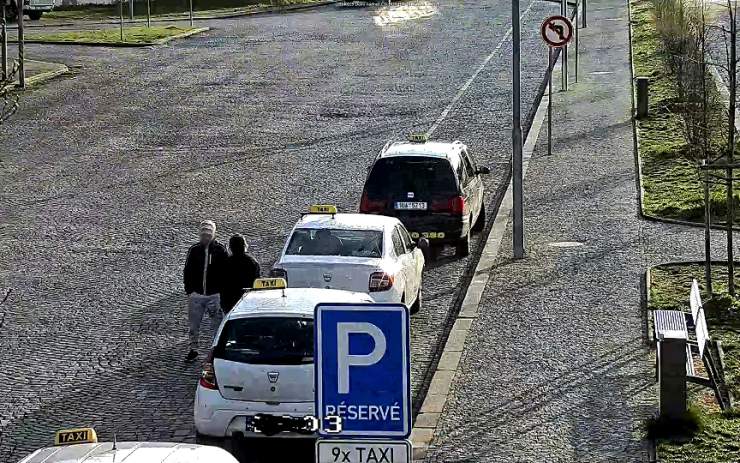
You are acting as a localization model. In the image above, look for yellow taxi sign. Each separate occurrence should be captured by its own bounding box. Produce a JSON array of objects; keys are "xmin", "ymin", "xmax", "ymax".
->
[
  {"xmin": 309, "ymin": 204, "xmax": 338, "ymax": 214},
  {"xmin": 54, "ymin": 427, "xmax": 98, "ymax": 446},
  {"xmin": 253, "ymin": 278, "xmax": 288, "ymax": 290},
  {"xmin": 408, "ymin": 133, "xmax": 428, "ymax": 143}
]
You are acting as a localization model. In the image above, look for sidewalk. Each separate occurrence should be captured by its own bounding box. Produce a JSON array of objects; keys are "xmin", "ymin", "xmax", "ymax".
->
[{"xmin": 422, "ymin": 0, "xmax": 731, "ymax": 461}]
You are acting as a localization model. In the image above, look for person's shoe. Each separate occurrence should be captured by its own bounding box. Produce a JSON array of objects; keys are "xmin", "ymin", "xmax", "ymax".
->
[{"xmin": 185, "ymin": 349, "xmax": 198, "ymax": 362}]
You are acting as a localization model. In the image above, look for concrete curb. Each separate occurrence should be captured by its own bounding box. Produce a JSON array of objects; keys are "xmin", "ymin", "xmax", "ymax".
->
[
  {"xmin": 25, "ymin": 60, "xmax": 69, "ymax": 86},
  {"xmin": 14, "ymin": 26, "xmax": 209, "ymax": 47},
  {"xmin": 408, "ymin": 69, "xmax": 550, "ymax": 462}
]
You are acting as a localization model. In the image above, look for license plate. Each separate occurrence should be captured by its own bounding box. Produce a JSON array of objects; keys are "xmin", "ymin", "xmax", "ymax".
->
[
  {"xmin": 316, "ymin": 439, "xmax": 411, "ymax": 463},
  {"xmin": 394, "ymin": 201, "xmax": 427, "ymax": 210}
]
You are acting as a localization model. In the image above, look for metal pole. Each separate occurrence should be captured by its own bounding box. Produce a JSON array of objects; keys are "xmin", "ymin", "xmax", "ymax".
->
[
  {"xmin": 512, "ymin": 0, "xmax": 524, "ymax": 259},
  {"xmin": 146, "ymin": 0, "xmax": 150, "ymax": 27},
  {"xmin": 561, "ymin": 0, "xmax": 568, "ymax": 91},
  {"xmin": 728, "ymin": 6, "xmax": 736, "ymax": 295},
  {"xmin": 129, "ymin": 0, "xmax": 133, "ymax": 20},
  {"xmin": 582, "ymin": 0, "xmax": 586, "ymax": 28},
  {"xmin": 16, "ymin": 0, "xmax": 24, "ymax": 88},
  {"xmin": 704, "ymin": 167, "xmax": 713, "ymax": 294},
  {"xmin": 189, "ymin": 0, "xmax": 193, "ymax": 27},
  {"xmin": 575, "ymin": 0, "xmax": 579, "ymax": 83},
  {"xmin": 1, "ymin": 3, "xmax": 7, "ymax": 82},
  {"xmin": 119, "ymin": 0, "xmax": 124, "ymax": 41},
  {"xmin": 548, "ymin": 47, "xmax": 553, "ymax": 156}
]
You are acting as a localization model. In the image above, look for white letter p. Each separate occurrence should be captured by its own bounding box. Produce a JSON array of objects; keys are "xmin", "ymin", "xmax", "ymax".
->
[{"xmin": 337, "ymin": 322, "xmax": 386, "ymax": 394}]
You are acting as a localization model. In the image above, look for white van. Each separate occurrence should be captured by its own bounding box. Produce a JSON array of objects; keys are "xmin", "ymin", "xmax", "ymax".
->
[{"xmin": 5, "ymin": 0, "xmax": 55, "ymax": 21}]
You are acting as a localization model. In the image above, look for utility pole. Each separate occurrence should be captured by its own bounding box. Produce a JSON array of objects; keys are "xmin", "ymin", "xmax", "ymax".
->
[
  {"xmin": 189, "ymin": 0, "xmax": 193, "ymax": 27},
  {"xmin": 1, "ymin": 1, "xmax": 7, "ymax": 81},
  {"xmin": 512, "ymin": 0, "xmax": 524, "ymax": 259},
  {"xmin": 129, "ymin": 0, "xmax": 133, "ymax": 20},
  {"xmin": 119, "ymin": 0, "xmax": 123, "ymax": 41},
  {"xmin": 728, "ymin": 1, "xmax": 736, "ymax": 295},
  {"xmin": 16, "ymin": 0, "xmax": 24, "ymax": 88},
  {"xmin": 561, "ymin": 0, "xmax": 568, "ymax": 91}
]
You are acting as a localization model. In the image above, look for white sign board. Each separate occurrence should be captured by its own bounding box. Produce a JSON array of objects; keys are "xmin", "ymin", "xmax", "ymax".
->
[{"xmin": 316, "ymin": 439, "xmax": 411, "ymax": 463}]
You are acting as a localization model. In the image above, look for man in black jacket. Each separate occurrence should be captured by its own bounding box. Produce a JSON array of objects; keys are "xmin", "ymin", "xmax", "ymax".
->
[
  {"xmin": 183, "ymin": 220, "xmax": 228, "ymax": 362},
  {"xmin": 221, "ymin": 234, "xmax": 261, "ymax": 314}
]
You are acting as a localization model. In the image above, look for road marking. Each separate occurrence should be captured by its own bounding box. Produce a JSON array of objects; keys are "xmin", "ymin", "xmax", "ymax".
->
[
  {"xmin": 411, "ymin": 60, "xmax": 551, "ymax": 461},
  {"xmin": 425, "ymin": 0, "xmax": 537, "ymax": 137},
  {"xmin": 374, "ymin": 2, "xmax": 439, "ymax": 26}
]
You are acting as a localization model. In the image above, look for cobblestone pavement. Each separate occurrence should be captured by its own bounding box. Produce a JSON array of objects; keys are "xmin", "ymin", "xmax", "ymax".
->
[
  {"xmin": 0, "ymin": 0, "xmax": 562, "ymax": 461},
  {"xmin": 426, "ymin": 1, "xmax": 735, "ymax": 462}
]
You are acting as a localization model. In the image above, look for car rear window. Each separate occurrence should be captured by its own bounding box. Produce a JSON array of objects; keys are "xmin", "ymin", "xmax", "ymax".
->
[
  {"xmin": 365, "ymin": 157, "xmax": 458, "ymax": 199},
  {"xmin": 215, "ymin": 317, "xmax": 313, "ymax": 365},
  {"xmin": 285, "ymin": 228, "xmax": 383, "ymax": 258}
]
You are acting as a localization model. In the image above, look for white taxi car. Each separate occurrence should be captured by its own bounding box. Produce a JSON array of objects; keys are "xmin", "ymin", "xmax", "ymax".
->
[
  {"xmin": 18, "ymin": 427, "xmax": 238, "ymax": 463},
  {"xmin": 270, "ymin": 205, "xmax": 427, "ymax": 314},
  {"xmin": 194, "ymin": 278, "xmax": 373, "ymax": 441}
]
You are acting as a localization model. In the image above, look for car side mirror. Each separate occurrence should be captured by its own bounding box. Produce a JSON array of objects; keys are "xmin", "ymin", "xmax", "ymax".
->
[
  {"xmin": 417, "ymin": 238, "xmax": 430, "ymax": 250},
  {"xmin": 477, "ymin": 166, "xmax": 491, "ymax": 175}
]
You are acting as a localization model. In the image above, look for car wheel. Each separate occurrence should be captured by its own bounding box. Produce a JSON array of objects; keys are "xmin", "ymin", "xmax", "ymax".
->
[
  {"xmin": 28, "ymin": 11, "xmax": 42, "ymax": 20},
  {"xmin": 456, "ymin": 225, "xmax": 470, "ymax": 258},
  {"xmin": 410, "ymin": 282, "xmax": 422, "ymax": 315},
  {"xmin": 472, "ymin": 203, "xmax": 486, "ymax": 232}
]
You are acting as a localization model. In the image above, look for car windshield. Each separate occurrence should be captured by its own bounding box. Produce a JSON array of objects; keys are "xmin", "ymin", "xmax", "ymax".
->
[
  {"xmin": 365, "ymin": 156, "xmax": 458, "ymax": 199},
  {"xmin": 215, "ymin": 317, "xmax": 313, "ymax": 365},
  {"xmin": 285, "ymin": 228, "xmax": 383, "ymax": 258}
]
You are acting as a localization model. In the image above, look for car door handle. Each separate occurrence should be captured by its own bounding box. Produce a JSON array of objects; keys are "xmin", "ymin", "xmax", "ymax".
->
[{"xmin": 224, "ymin": 385, "xmax": 243, "ymax": 392}]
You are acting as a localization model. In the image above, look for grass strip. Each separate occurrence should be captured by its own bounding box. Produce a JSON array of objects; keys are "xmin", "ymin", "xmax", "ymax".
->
[
  {"xmin": 649, "ymin": 264, "xmax": 740, "ymax": 462},
  {"xmin": 630, "ymin": 0, "xmax": 740, "ymax": 224},
  {"xmin": 25, "ymin": 25, "xmax": 200, "ymax": 45}
]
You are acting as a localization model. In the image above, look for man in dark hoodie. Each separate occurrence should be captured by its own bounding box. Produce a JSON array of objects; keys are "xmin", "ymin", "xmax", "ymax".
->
[
  {"xmin": 183, "ymin": 220, "xmax": 228, "ymax": 362},
  {"xmin": 221, "ymin": 234, "xmax": 261, "ymax": 314}
]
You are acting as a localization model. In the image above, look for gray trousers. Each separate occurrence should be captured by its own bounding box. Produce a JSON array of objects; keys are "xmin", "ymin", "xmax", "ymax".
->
[{"xmin": 188, "ymin": 293, "xmax": 222, "ymax": 350}]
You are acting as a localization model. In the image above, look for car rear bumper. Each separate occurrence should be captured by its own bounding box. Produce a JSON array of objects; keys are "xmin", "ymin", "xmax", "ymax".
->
[
  {"xmin": 399, "ymin": 215, "xmax": 468, "ymax": 243},
  {"xmin": 194, "ymin": 386, "xmax": 315, "ymax": 438}
]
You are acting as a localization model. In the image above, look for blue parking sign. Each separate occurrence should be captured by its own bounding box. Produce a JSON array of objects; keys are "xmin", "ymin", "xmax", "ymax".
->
[{"xmin": 315, "ymin": 303, "xmax": 411, "ymax": 438}]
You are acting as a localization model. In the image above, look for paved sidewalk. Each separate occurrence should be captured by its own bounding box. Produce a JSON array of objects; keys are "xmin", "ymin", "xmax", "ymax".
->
[{"xmin": 424, "ymin": 0, "xmax": 732, "ymax": 461}]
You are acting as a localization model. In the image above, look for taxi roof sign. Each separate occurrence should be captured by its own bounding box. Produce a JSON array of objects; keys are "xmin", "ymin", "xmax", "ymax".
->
[
  {"xmin": 408, "ymin": 133, "xmax": 428, "ymax": 143},
  {"xmin": 55, "ymin": 428, "xmax": 98, "ymax": 446},
  {"xmin": 253, "ymin": 278, "xmax": 288, "ymax": 290},
  {"xmin": 309, "ymin": 204, "xmax": 338, "ymax": 215}
]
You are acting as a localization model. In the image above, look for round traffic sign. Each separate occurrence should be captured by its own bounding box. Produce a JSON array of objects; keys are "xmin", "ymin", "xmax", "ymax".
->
[{"xmin": 540, "ymin": 15, "xmax": 573, "ymax": 48}]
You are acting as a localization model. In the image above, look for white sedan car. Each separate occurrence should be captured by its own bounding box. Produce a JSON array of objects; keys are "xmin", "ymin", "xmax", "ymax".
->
[
  {"xmin": 194, "ymin": 278, "xmax": 373, "ymax": 441},
  {"xmin": 271, "ymin": 205, "xmax": 427, "ymax": 313}
]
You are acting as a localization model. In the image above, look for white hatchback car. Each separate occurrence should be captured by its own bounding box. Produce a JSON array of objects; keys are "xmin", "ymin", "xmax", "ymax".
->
[
  {"xmin": 194, "ymin": 278, "xmax": 373, "ymax": 442},
  {"xmin": 271, "ymin": 205, "xmax": 427, "ymax": 314}
]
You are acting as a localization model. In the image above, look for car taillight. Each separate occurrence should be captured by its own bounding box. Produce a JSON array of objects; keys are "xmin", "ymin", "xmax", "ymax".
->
[
  {"xmin": 360, "ymin": 191, "xmax": 386, "ymax": 213},
  {"xmin": 369, "ymin": 272, "xmax": 394, "ymax": 292},
  {"xmin": 431, "ymin": 196, "xmax": 465, "ymax": 214},
  {"xmin": 199, "ymin": 350, "xmax": 218, "ymax": 390}
]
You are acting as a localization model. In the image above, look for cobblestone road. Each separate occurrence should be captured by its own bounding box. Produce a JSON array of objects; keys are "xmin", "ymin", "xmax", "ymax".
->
[{"xmin": 0, "ymin": 0, "xmax": 560, "ymax": 460}]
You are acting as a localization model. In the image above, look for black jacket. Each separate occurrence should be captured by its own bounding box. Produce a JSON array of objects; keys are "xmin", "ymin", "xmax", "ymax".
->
[
  {"xmin": 183, "ymin": 240, "xmax": 228, "ymax": 296},
  {"xmin": 221, "ymin": 254, "xmax": 261, "ymax": 311}
]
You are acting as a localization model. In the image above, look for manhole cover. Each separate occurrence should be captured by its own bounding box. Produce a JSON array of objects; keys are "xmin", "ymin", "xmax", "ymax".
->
[{"xmin": 548, "ymin": 241, "xmax": 585, "ymax": 248}]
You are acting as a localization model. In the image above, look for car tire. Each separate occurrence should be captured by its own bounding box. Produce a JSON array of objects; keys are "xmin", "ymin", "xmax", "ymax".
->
[
  {"xmin": 410, "ymin": 283, "xmax": 422, "ymax": 315},
  {"xmin": 196, "ymin": 432, "xmax": 236, "ymax": 454},
  {"xmin": 28, "ymin": 11, "xmax": 42, "ymax": 20},
  {"xmin": 472, "ymin": 203, "xmax": 486, "ymax": 232},
  {"xmin": 456, "ymin": 225, "xmax": 470, "ymax": 258}
]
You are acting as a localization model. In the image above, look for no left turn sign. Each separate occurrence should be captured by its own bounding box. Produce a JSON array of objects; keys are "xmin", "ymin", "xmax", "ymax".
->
[{"xmin": 541, "ymin": 15, "xmax": 573, "ymax": 48}]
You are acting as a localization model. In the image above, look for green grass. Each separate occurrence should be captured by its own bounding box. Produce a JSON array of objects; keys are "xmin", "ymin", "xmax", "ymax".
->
[
  {"xmin": 630, "ymin": 0, "xmax": 740, "ymax": 225},
  {"xmin": 26, "ymin": 25, "xmax": 201, "ymax": 45},
  {"xmin": 44, "ymin": 0, "xmax": 319, "ymax": 21},
  {"xmin": 649, "ymin": 264, "xmax": 740, "ymax": 462}
]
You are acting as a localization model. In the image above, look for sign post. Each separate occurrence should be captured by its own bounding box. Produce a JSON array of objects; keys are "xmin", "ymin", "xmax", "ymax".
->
[
  {"xmin": 541, "ymin": 15, "xmax": 573, "ymax": 157},
  {"xmin": 315, "ymin": 303, "xmax": 411, "ymax": 463},
  {"xmin": 512, "ymin": 0, "xmax": 524, "ymax": 259}
]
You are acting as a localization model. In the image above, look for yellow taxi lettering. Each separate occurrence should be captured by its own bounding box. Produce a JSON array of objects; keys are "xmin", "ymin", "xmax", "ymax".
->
[
  {"xmin": 309, "ymin": 204, "xmax": 338, "ymax": 214},
  {"xmin": 253, "ymin": 278, "xmax": 287, "ymax": 290}
]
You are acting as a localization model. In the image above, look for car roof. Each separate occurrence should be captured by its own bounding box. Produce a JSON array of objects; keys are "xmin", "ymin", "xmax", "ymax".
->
[
  {"xmin": 18, "ymin": 442, "xmax": 237, "ymax": 463},
  {"xmin": 296, "ymin": 213, "xmax": 399, "ymax": 231},
  {"xmin": 229, "ymin": 288, "xmax": 374, "ymax": 318},
  {"xmin": 380, "ymin": 140, "xmax": 466, "ymax": 160}
]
